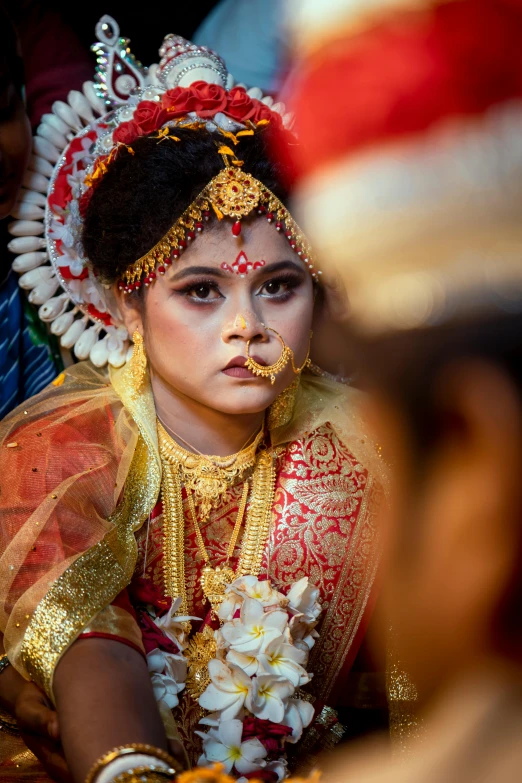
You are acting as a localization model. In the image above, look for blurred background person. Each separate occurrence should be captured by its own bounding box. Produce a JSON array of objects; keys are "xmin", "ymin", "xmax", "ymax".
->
[
  {"xmin": 46, "ymin": 0, "xmax": 285, "ymax": 96},
  {"xmin": 0, "ymin": 4, "xmax": 92, "ymax": 780},
  {"xmin": 0, "ymin": 1, "xmax": 92, "ymax": 419},
  {"xmin": 284, "ymin": 0, "xmax": 522, "ymax": 778},
  {"xmin": 193, "ymin": 0, "xmax": 288, "ymax": 95}
]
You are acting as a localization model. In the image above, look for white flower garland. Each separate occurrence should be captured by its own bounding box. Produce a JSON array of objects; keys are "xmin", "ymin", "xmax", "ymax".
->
[{"xmin": 144, "ymin": 576, "xmax": 322, "ymax": 779}]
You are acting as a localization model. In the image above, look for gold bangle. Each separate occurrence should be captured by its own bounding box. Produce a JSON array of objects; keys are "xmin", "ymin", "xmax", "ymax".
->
[
  {"xmin": 84, "ymin": 744, "xmax": 180, "ymax": 783},
  {"xmin": 112, "ymin": 765, "xmax": 176, "ymax": 783}
]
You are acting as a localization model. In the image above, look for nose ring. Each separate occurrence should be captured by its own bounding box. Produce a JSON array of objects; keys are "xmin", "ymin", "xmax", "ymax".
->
[{"xmin": 245, "ymin": 326, "xmax": 312, "ymax": 384}]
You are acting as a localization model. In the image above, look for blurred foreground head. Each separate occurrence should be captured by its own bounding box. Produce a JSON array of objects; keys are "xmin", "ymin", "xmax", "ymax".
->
[{"xmin": 287, "ymin": 0, "xmax": 522, "ymax": 704}]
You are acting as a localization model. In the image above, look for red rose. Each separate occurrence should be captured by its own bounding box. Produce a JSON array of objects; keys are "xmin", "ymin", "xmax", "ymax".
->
[
  {"xmin": 130, "ymin": 576, "xmax": 172, "ymax": 616},
  {"xmin": 113, "ymin": 120, "xmax": 141, "ymax": 145},
  {"xmin": 241, "ymin": 716, "xmax": 292, "ymax": 753},
  {"xmin": 189, "ymin": 80, "xmax": 227, "ymax": 118},
  {"xmin": 248, "ymin": 99, "xmax": 280, "ymax": 126},
  {"xmin": 133, "ymin": 100, "xmax": 170, "ymax": 134},
  {"xmin": 225, "ymin": 86, "xmax": 254, "ymax": 121},
  {"xmin": 138, "ymin": 609, "xmax": 179, "ymax": 655},
  {"xmin": 161, "ymin": 86, "xmax": 197, "ymax": 115}
]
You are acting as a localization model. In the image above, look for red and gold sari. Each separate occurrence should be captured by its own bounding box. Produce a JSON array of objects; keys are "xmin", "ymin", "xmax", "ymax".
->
[{"xmin": 0, "ymin": 362, "xmax": 385, "ymax": 778}]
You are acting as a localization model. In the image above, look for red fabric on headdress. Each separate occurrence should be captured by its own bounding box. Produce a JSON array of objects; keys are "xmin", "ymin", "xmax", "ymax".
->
[{"xmin": 284, "ymin": 0, "xmax": 522, "ymax": 181}]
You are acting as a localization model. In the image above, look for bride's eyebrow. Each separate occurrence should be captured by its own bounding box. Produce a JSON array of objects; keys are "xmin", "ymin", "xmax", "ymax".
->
[
  {"xmin": 169, "ymin": 265, "xmax": 228, "ymax": 282},
  {"xmin": 258, "ymin": 260, "xmax": 305, "ymax": 276}
]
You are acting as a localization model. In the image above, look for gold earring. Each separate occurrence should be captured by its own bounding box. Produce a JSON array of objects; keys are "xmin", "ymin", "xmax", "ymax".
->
[
  {"xmin": 245, "ymin": 326, "xmax": 292, "ymax": 384},
  {"xmin": 268, "ymin": 377, "xmax": 300, "ymax": 430},
  {"xmin": 129, "ymin": 330, "xmax": 147, "ymax": 396},
  {"xmin": 290, "ymin": 330, "xmax": 313, "ymax": 375}
]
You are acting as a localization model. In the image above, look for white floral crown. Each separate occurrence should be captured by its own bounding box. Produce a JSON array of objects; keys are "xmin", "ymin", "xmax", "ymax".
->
[{"xmin": 7, "ymin": 16, "xmax": 295, "ymax": 368}]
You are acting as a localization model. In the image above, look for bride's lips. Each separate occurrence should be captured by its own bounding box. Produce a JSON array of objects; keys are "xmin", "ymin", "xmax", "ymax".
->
[{"xmin": 222, "ymin": 355, "xmax": 266, "ymax": 378}]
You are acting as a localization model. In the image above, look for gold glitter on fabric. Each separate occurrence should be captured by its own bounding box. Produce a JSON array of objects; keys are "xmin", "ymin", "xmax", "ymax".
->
[
  {"xmin": 21, "ymin": 540, "xmax": 124, "ymax": 697},
  {"xmin": 387, "ymin": 629, "xmax": 423, "ymax": 755},
  {"xmin": 0, "ymin": 729, "xmax": 49, "ymax": 781}
]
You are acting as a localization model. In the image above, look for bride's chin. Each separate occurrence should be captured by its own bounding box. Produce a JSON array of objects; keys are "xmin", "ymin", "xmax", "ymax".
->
[{"xmin": 204, "ymin": 385, "xmax": 279, "ymax": 416}]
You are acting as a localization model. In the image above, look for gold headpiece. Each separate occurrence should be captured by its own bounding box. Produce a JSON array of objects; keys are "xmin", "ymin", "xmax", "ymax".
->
[{"xmin": 119, "ymin": 153, "xmax": 319, "ymax": 292}]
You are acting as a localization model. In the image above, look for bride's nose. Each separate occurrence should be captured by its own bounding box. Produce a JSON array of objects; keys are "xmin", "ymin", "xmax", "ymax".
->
[{"xmin": 221, "ymin": 311, "xmax": 268, "ymax": 344}]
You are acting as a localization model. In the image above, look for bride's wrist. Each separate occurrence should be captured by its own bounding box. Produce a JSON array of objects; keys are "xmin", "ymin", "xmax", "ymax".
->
[
  {"xmin": 0, "ymin": 654, "xmax": 25, "ymax": 717},
  {"xmin": 85, "ymin": 744, "xmax": 181, "ymax": 783},
  {"xmin": 103, "ymin": 764, "xmax": 175, "ymax": 783}
]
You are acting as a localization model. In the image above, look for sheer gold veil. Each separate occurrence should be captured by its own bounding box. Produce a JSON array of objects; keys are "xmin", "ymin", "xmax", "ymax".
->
[{"xmin": 0, "ymin": 362, "xmax": 386, "ymax": 697}]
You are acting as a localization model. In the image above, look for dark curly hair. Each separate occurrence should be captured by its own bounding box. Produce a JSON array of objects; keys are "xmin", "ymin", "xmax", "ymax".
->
[{"xmin": 82, "ymin": 125, "xmax": 293, "ymax": 284}]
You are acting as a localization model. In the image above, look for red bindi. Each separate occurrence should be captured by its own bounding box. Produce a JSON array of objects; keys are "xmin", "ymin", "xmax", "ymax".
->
[{"xmin": 220, "ymin": 251, "xmax": 266, "ymax": 277}]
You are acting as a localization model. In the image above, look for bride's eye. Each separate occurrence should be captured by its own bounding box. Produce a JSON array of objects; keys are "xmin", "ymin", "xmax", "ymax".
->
[
  {"xmin": 264, "ymin": 281, "xmax": 284, "ymax": 295},
  {"xmin": 259, "ymin": 276, "xmax": 300, "ymax": 300},
  {"xmin": 180, "ymin": 282, "xmax": 222, "ymax": 301}
]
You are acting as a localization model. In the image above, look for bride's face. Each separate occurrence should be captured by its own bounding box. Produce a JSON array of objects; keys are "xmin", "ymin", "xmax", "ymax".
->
[{"xmin": 118, "ymin": 218, "xmax": 315, "ymax": 415}]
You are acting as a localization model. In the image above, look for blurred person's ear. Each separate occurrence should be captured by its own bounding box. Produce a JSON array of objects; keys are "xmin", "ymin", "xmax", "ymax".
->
[
  {"xmin": 369, "ymin": 359, "xmax": 522, "ymax": 703},
  {"xmin": 426, "ymin": 360, "xmax": 522, "ymax": 650}
]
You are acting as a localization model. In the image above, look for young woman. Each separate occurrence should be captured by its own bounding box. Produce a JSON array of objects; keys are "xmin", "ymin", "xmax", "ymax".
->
[{"xmin": 0, "ymin": 18, "xmax": 385, "ymax": 783}]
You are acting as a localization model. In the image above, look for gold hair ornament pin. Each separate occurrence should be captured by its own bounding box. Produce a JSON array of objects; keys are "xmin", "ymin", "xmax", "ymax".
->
[{"xmin": 118, "ymin": 144, "xmax": 320, "ymax": 293}]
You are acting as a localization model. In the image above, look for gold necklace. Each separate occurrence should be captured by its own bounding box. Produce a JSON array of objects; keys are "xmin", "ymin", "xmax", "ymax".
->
[
  {"xmin": 157, "ymin": 414, "xmax": 261, "ymax": 457},
  {"xmin": 157, "ymin": 420, "xmax": 265, "ymax": 521},
  {"xmin": 186, "ymin": 480, "xmax": 249, "ymax": 613},
  {"xmin": 158, "ymin": 426, "xmax": 279, "ymax": 699}
]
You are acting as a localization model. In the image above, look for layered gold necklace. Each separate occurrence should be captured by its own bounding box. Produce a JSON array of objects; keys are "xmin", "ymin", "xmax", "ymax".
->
[
  {"xmin": 158, "ymin": 419, "xmax": 265, "ymax": 522},
  {"xmin": 157, "ymin": 421, "xmax": 279, "ymax": 696}
]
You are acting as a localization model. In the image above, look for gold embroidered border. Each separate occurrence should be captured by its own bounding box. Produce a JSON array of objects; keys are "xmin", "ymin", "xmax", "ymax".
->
[
  {"xmin": 19, "ymin": 363, "xmax": 162, "ymax": 700},
  {"xmin": 20, "ymin": 431, "xmax": 158, "ymax": 700},
  {"xmin": 307, "ymin": 475, "xmax": 382, "ymax": 702}
]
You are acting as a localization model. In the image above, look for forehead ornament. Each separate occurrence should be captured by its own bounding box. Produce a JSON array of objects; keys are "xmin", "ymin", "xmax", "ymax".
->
[
  {"xmin": 221, "ymin": 251, "xmax": 265, "ymax": 277},
  {"xmin": 119, "ymin": 160, "xmax": 318, "ymax": 294}
]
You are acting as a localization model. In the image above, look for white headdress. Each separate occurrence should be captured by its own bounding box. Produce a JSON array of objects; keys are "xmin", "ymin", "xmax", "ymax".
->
[{"xmin": 7, "ymin": 16, "xmax": 293, "ymax": 368}]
